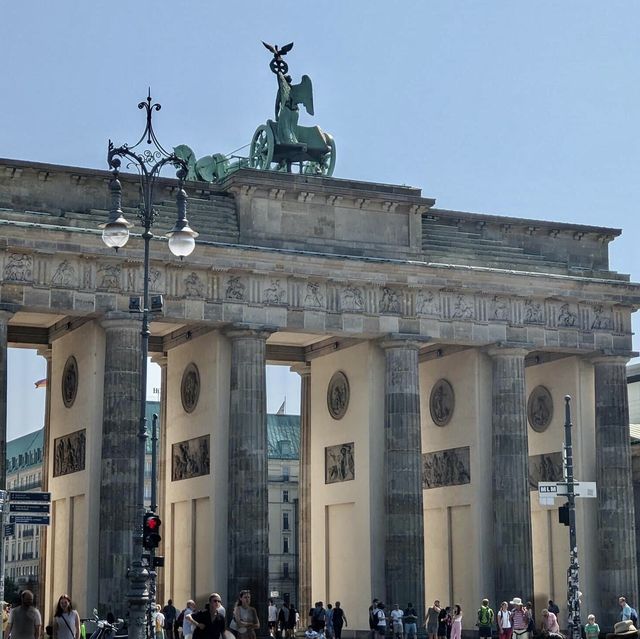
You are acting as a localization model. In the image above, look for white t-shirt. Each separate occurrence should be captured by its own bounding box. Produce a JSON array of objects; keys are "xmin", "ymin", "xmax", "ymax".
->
[
  {"xmin": 269, "ymin": 606, "xmax": 278, "ymax": 623},
  {"xmin": 376, "ymin": 610, "xmax": 386, "ymax": 628},
  {"xmin": 498, "ymin": 611, "xmax": 512, "ymax": 629},
  {"xmin": 390, "ymin": 611, "xmax": 403, "ymax": 628}
]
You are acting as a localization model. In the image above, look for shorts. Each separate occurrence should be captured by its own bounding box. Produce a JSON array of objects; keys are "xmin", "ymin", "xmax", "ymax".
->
[
  {"xmin": 479, "ymin": 627, "xmax": 492, "ymax": 638},
  {"xmin": 378, "ymin": 627, "xmax": 387, "ymax": 636}
]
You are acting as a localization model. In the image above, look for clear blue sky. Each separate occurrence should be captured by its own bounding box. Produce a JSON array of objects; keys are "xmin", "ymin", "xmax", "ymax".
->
[{"xmin": 3, "ymin": 1, "xmax": 640, "ymax": 437}]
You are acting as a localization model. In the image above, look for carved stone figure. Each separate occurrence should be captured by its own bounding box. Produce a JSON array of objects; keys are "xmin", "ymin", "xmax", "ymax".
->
[
  {"xmin": 591, "ymin": 304, "xmax": 613, "ymax": 330},
  {"xmin": 4, "ymin": 253, "xmax": 32, "ymax": 282},
  {"xmin": 327, "ymin": 371, "xmax": 349, "ymax": 420},
  {"xmin": 51, "ymin": 260, "xmax": 75, "ymax": 287},
  {"xmin": 172, "ymin": 434, "xmax": 210, "ymax": 481},
  {"xmin": 184, "ymin": 272, "xmax": 204, "ymax": 297},
  {"xmin": 341, "ymin": 285, "xmax": 364, "ymax": 311},
  {"xmin": 181, "ymin": 363, "xmax": 200, "ymax": 413},
  {"xmin": 325, "ymin": 442, "xmax": 355, "ymax": 484},
  {"xmin": 558, "ymin": 303, "xmax": 577, "ymax": 327},
  {"xmin": 527, "ymin": 385, "xmax": 553, "ymax": 432},
  {"xmin": 429, "ymin": 379, "xmax": 454, "ymax": 426},
  {"xmin": 226, "ymin": 276, "xmax": 246, "ymax": 301},
  {"xmin": 62, "ymin": 356, "xmax": 78, "ymax": 408},
  {"xmin": 452, "ymin": 294, "xmax": 474, "ymax": 319},
  {"xmin": 524, "ymin": 299, "xmax": 544, "ymax": 324},
  {"xmin": 528, "ymin": 451, "xmax": 563, "ymax": 490},
  {"xmin": 380, "ymin": 287, "xmax": 401, "ymax": 313},
  {"xmin": 304, "ymin": 282, "xmax": 324, "ymax": 308},
  {"xmin": 53, "ymin": 429, "xmax": 86, "ymax": 477},
  {"xmin": 492, "ymin": 295, "xmax": 509, "ymax": 321},
  {"xmin": 97, "ymin": 264, "xmax": 121, "ymax": 290},
  {"xmin": 149, "ymin": 268, "xmax": 162, "ymax": 292},
  {"xmin": 422, "ymin": 447, "xmax": 470, "ymax": 489},
  {"xmin": 416, "ymin": 289, "xmax": 439, "ymax": 315},
  {"xmin": 263, "ymin": 279, "xmax": 286, "ymax": 304}
]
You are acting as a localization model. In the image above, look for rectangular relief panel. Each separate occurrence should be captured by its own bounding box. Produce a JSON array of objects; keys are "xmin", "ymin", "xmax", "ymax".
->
[
  {"xmin": 325, "ymin": 442, "xmax": 355, "ymax": 484},
  {"xmin": 172, "ymin": 435, "xmax": 210, "ymax": 481},
  {"xmin": 53, "ymin": 429, "xmax": 86, "ymax": 477},
  {"xmin": 422, "ymin": 447, "xmax": 470, "ymax": 489},
  {"xmin": 528, "ymin": 452, "xmax": 563, "ymax": 490}
]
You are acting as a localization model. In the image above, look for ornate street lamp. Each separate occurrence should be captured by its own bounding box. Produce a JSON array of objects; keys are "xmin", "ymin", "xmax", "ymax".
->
[{"xmin": 99, "ymin": 91, "xmax": 198, "ymax": 639}]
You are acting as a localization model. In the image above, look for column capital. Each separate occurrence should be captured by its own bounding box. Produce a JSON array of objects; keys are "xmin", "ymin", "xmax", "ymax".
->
[
  {"xmin": 224, "ymin": 323, "xmax": 278, "ymax": 341},
  {"xmin": 290, "ymin": 363, "xmax": 311, "ymax": 378},
  {"xmin": 150, "ymin": 353, "xmax": 168, "ymax": 368},
  {"xmin": 588, "ymin": 350, "xmax": 636, "ymax": 366},
  {"xmin": 378, "ymin": 333, "xmax": 430, "ymax": 351},
  {"xmin": 485, "ymin": 341, "xmax": 533, "ymax": 359},
  {"xmin": 36, "ymin": 346, "xmax": 52, "ymax": 361},
  {"xmin": 100, "ymin": 311, "xmax": 140, "ymax": 331},
  {"xmin": 0, "ymin": 309, "xmax": 14, "ymax": 324}
]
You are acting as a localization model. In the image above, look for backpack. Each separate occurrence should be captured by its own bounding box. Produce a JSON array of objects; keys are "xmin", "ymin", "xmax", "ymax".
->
[
  {"xmin": 478, "ymin": 607, "xmax": 493, "ymax": 627},
  {"xmin": 369, "ymin": 609, "xmax": 378, "ymax": 630},
  {"xmin": 631, "ymin": 609, "xmax": 638, "ymax": 626}
]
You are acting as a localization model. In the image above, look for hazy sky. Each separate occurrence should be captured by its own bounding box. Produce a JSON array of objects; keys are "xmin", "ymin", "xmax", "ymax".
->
[{"xmin": 3, "ymin": 1, "xmax": 639, "ymax": 437}]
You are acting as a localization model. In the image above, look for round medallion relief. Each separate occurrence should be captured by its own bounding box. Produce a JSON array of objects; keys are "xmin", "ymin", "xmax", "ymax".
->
[
  {"xmin": 528, "ymin": 385, "xmax": 553, "ymax": 432},
  {"xmin": 327, "ymin": 371, "xmax": 350, "ymax": 420},
  {"xmin": 62, "ymin": 355, "xmax": 78, "ymax": 409},
  {"xmin": 181, "ymin": 363, "xmax": 200, "ymax": 414},
  {"xmin": 430, "ymin": 378, "xmax": 454, "ymax": 427}
]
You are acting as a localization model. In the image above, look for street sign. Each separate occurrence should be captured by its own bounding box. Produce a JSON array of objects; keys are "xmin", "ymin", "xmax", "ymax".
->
[
  {"xmin": 9, "ymin": 503, "xmax": 50, "ymax": 513},
  {"xmin": 537, "ymin": 481, "xmax": 597, "ymax": 505},
  {"xmin": 9, "ymin": 515, "xmax": 50, "ymax": 525},
  {"xmin": 3, "ymin": 524, "xmax": 14, "ymax": 538},
  {"xmin": 8, "ymin": 491, "xmax": 51, "ymax": 502},
  {"xmin": 0, "ymin": 490, "xmax": 7, "ymax": 501}
]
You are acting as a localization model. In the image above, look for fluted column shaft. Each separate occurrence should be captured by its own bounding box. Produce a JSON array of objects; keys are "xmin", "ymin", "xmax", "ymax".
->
[
  {"xmin": 594, "ymin": 357, "xmax": 638, "ymax": 628},
  {"xmin": 490, "ymin": 348, "xmax": 533, "ymax": 606},
  {"xmin": 227, "ymin": 328, "xmax": 271, "ymax": 629},
  {"xmin": 99, "ymin": 313, "xmax": 142, "ymax": 617},
  {"xmin": 292, "ymin": 364, "xmax": 311, "ymax": 624},
  {"xmin": 381, "ymin": 339, "xmax": 424, "ymax": 620}
]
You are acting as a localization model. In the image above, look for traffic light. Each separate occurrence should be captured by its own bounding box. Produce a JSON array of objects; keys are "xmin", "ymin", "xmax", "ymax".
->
[
  {"xmin": 143, "ymin": 512, "xmax": 162, "ymax": 549},
  {"xmin": 558, "ymin": 504, "xmax": 570, "ymax": 527}
]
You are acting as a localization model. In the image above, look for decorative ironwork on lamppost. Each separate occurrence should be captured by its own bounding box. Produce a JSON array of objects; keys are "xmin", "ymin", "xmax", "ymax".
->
[{"xmin": 99, "ymin": 90, "xmax": 198, "ymax": 639}]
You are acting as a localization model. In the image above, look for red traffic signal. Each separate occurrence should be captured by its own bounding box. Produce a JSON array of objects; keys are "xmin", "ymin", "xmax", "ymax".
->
[{"xmin": 143, "ymin": 512, "xmax": 162, "ymax": 549}]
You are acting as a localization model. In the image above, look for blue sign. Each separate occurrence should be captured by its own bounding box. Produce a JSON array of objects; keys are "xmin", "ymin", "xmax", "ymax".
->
[
  {"xmin": 8, "ymin": 492, "xmax": 51, "ymax": 502},
  {"xmin": 9, "ymin": 503, "xmax": 50, "ymax": 513},
  {"xmin": 3, "ymin": 524, "xmax": 14, "ymax": 537},
  {"xmin": 9, "ymin": 515, "xmax": 50, "ymax": 525}
]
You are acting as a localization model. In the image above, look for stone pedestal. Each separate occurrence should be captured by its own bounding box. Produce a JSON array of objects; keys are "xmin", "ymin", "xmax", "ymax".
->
[
  {"xmin": 227, "ymin": 327, "xmax": 272, "ymax": 627},
  {"xmin": 292, "ymin": 364, "xmax": 311, "ymax": 623},
  {"xmin": 380, "ymin": 338, "xmax": 425, "ymax": 619},
  {"xmin": 98, "ymin": 313, "xmax": 142, "ymax": 617},
  {"xmin": 594, "ymin": 356, "xmax": 639, "ymax": 629},
  {"xmin": 489, "ymin": 347, "xmax": 533, "ymax": 606}
]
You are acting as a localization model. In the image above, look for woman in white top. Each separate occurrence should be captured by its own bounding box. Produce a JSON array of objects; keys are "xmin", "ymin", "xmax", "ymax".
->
[
  {"xmin": 53, "ymin": 595, "xmax": 80, "ymax": 639},
  {"xmin": 497, "ymin": 602, "xmax": 512, "ymax": 639}
]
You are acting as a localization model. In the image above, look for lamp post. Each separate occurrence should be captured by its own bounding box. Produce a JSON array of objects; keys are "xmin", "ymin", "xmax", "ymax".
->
[{"xmin": 100, "ymin": 91, "xmax": 198, "ymax": 639}]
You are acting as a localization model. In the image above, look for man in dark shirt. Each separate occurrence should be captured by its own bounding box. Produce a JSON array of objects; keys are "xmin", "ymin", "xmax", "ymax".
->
[
  {"xmin": 547, "ymin": 602, "xmax": 559, "ymax": 616},
  {"xmin": 163, "ymin": 600, "xmax": 178, "ymax": 639},
  {"xmin": 188, "ymin": 593, "xmax": 226, "ymax": 639}
]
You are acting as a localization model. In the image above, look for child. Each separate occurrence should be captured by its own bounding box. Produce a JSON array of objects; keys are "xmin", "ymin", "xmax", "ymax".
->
[
  {"xmin": 306, "ymin": 625, "xmax": 319, "ymax": 639},
  {"xmin": 584, "ymin": 614, "xmax": 599, "ymax": 639}
]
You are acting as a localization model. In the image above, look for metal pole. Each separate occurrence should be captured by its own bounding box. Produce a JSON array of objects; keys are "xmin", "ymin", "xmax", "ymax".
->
[
  {"xmin": 148, "ymin": 413, "xmax": 159, "ymax": 638},
  {"xmin": 0, "ymin": 492, "xmax": 6, "ymax": 639},
  {"xmin": 564, "ymin": 395, "xmax": 581, "ymax": 639}
]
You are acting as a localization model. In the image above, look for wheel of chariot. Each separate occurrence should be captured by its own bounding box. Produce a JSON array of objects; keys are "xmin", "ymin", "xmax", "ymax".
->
[
  {"xmin": 303, "ymin": 136, "xmax": 337, "ymax": 177},
  {"xmin": 249, "ymin": 124, "xmax": 275, "ymax": 170}
]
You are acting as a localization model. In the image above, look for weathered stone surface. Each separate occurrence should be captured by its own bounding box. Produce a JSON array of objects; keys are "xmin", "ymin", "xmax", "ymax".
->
[
  {"xmin": 227, "ymin": 327, "xmax": 271, "ymax": 625},
  {"xmin": 594, "ymin": 357, "xmax": 639, "ymax": 629},
  {"xmin": 98, "ymin": 313, "xmax": 142, "ymax": 617},
  {"xmin": 490, "ymin": 347, "xmax": 534, "ymax": 607},
  {"xmin": 380, "ymin": 338, "xmax": 425, "ymax": 623}
]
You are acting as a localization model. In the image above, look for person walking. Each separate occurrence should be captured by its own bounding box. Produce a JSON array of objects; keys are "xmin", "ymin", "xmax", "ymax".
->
[
  {"xmin": 6, "ymin": 590, "xmax": 42, "ymax": 639},
  {"xmin": 268, "ymin": 600, "xmax": 278, "ymax": 638},
  {"xmin": 450, "ymin": 606, "xmax": 462, "ymax": 639},
  {"xmin": 425, "ymin": 602, "xmax": 441, "ymax": 639},
  {"xmin": 374, "ymin": 603, "xmax": 386, "ymax": 637},
  {"xmin": 188, "ymin": 593, "xmax": 226, "ymax": 639},
  {"xmin": 325, "ymin": 604, "xmax": 334, "ymax": 639},
  {"xmin": 477, "ymin": 599, "xmax": 494, "ymax": 639},
  {"xmin": 183, "ymin": 600, "xmax": 197, "ymax": 639},
  {"xmin": 509, "ymin": 599, "xmax": 530, "ymax": 639},
  {"xmin": 52, "ymin": 595, "xmax": 80, "ymax": 639},
  {"xmin": 497, "ymin": 602, "xmax": 512, "ymax": 639},
  {"xmin": 163, "ymin": 600, "xmax": 178, "ymax": 639},
  {"xmin": 369, "ymin": 600, "xmax": 380, "ymax": 639},
  {"xmin": 234, "ymin": 591, "xmax": 260, "ymax": 639},
  {"xmin": 154, "ymin": 605, "xmax": 166, "ymax": 639},
  {"xmin": 332, "ymin": 603, "xmax": 347, "ymax": 639}
]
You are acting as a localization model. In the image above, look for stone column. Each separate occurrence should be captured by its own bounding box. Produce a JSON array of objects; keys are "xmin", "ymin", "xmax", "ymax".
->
[
  {"xmin": 99, "ymin": 313, "xmax": 142, "ymax": 617},
  {"xmin": 37, "ymin": 346, "xmax": 52, "ymax": 615},
  {"xmin": 489, "ymin": 346, "xmax": 534, "ymax": 606},
  {"xmin": 0, "ymin": 310, "xmax": 12, "ymax": 611},
  {"xmin": 593, "ymin": 356, "xmax": 638, "ymax": 628},
  {"xmin": 291, "ymin": 364, "xmax": 311, "ymax": 621},
  {"xmin": 227, "ymin": 326, "xmax": 272, "ymax": 629},
  {"xmin": 380, "ymin": 337, "xmax": 425, "ymax": 620}
]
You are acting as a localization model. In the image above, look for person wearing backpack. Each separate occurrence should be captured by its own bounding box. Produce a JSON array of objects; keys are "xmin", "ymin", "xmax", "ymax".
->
[
  {"xmin": 477, "ymin": 599, "xmax": 494, "ymax": 639},
  {"xmin": 618, "ymin": 597, "xmax": 638, "ymax": 625}
]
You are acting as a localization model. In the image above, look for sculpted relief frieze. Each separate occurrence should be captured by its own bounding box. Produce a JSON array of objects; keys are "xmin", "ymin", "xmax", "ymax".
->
[
  {"xmin": 3, "ymin": 253, "xmax": 32, "ymax": 282},
  {"xmin": 51, "ymin": 260, "xmax": 76, "ymax": 287}
]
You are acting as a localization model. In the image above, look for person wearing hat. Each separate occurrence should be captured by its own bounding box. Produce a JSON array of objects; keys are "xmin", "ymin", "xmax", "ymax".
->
[
  {"xmin": 508, "ymin": 599, "xmax": 530, "ymax": 639},
  {"xmin": 610, "ymin": 620, "xmax": 638, "ymax": 639}
]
